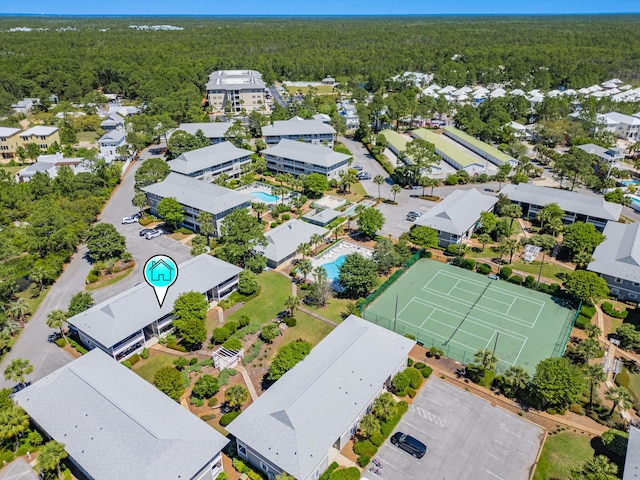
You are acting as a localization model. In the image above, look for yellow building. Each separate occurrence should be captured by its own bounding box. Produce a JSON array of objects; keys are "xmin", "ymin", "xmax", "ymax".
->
[
  {"xmin": 206, "ymin": 70, "xmax": 266, "ymax": 113},
  {"xmin": 0, "ymin": 127, "xmax": 21, "ymax": 159},
  {"xmin": 19, "ymin": 126, "xmax": 60, "ymax": 151}
]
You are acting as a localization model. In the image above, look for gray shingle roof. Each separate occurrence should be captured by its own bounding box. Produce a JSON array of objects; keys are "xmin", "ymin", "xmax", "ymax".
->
[
  {"xmin": 177, "ymin": 122, "xmax": 231, "ymax": 139},
  {"xmin": 14, "ymin": 350, "xmax": 228, "ymax": 480},
  {"xmin": 263, "ymin": 119, "xmax": 336, "ymax": 137},
  {"xmin": 98, "ymin": 130, "xmax": 125, "ymax": 143},
  {"xmin": 304, "ymin": 208, "xmax": 341, "ymax": 225},
  {"xmin": 257, "ymin": 220, "xmax": 327, "ymax": 263},
  {"xmin": 500, "ymin": 184, "xmax": 622, "ymax": 221},
  {"xmin": 263, "ymin": 139, "xmax": 349, "ymax": 168},
  {"xmin": 67, "ymin": 254, "xmax": 242, "ymax": 348},
  {"xmin": 100, "ymin": 113, "xmax": 124, "ymax": 127},
  {"xmin": 588, "ymin": 221, "xmax": 640, "ymax": 282},
  {"xmin": 623, "ymin": 426, "xmax": 640, "ymax": 479},
  {"xmin": 20, "ymin": 126, "xmax": 58, "ymax": 137},
  {"xmin": 141, "ymin": 172, "xmax": 252, "ymax": 216},
  {"xmin": 415, "ymin": 188, "xmax": 497, "ymax": 236},
  {"xmin": 0, "ymin": 127, "xmax": 20, "ymax": 138},
  {"xmin": 168, "ymin": 141, "xmax": 252, "ymax": 175},
  {"xmin": 226, "ymin": 315, "xmax": 414, "ymax": 480}
]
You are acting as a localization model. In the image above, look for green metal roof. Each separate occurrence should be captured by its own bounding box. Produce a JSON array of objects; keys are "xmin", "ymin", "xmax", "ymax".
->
[
  {"xmin": 443, "ymin": 126, "xmax": 514, "ymax": 163},
  {"xmin": 411, "ymin": 129, "xmax": 482, "ymax": 168},
  {"xmin": 379, "ymin": 129, "xmax": 410, "ymax": 156}
]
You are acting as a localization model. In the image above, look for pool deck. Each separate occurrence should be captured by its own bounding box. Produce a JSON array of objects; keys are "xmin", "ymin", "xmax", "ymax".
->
[{"xmin": 311, "ymin": 241, "xmax": 373, "ymax": 271}]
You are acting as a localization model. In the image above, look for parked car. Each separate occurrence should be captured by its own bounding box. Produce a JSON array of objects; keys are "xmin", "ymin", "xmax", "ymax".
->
[
  {"xmin": 145, "ymin": 229, "xmax": 162, "ymax": 240},
  {"xmin": 139, "ymin": 228, "xmax": 153, "ymax": 236},
  {"xmin": 390, "ymin": 432, "xmax": 427, "ymax": 458},
  {"xmin": 357, "ymin": 172, "xmax": 371, "ymax": 180},
  {"xmin": 353, "ymin": 164, "xmax": 363, "ymax": 171},
  {"xmin": 122, "ymin": 216, "xmax": 137, "ymax": 224},
  {"xmin": 407, "ymin": 211, "xmax": 422, "ymax": 218}
]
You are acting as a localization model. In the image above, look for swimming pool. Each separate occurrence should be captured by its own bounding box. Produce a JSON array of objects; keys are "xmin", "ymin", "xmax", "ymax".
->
[
  {"xmin": 320, "ymin": 254, "xmax": 347, "ymax": 281},
  {"xmin": 630, "ymin": 196, "xmax": 640, "ymax": 212},
  {"xmin": 620, "ymin": 180, "xmax": 640, "ymax": 187},
  {"xmin": 250, "ymin": 191, "xmax": 280, "ymax": 203}
]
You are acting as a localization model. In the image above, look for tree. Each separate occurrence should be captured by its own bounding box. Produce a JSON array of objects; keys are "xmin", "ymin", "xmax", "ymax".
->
[
  {"xmin": 303, "ymin": 173, "xmax": 328, "ymax": 198},
  {"xmin": 134, "ymin": 157, "xmax": 170, "ymax": 188},
  {"xmin": 238, "ymin": 270, "xmax": 260, "ymax": 295},
  {"xmin": 225, "ymin": 384, "xmax": 249, "ymax": 409},
  {"xmin": 7, "ymin": 298, "xmax": 29, "ymax": 325},
  {"xmin": 373, "ymin": 174, "xmax": 385, "ymax": 199},
  {"xmin": 157, "ymin": 197, "xmax": 185, "ymax": 231},
  {"xmin": 501, "ymin": 236, "xmax": 521, "ymax": 264},
  {"xmin": 605, "ymin": 385, "xmax": 633, "ymax": 416},
  {"xmin": 172, "ymin": 292, "xmax": 208, "ymax": 350},
  {"xmin": 46, "ymin": 309, "xmax": 68, "ymax": 342},
  {"xmin": 474, "ymin": 349, "xmax": 497, "ymax": 370},
  {"xmin": 67, "ymin": 292, "xmax": 93, "ymax": 317},
  {"xmin": 284, "ymin": 295, "xmax": 300, "ymax": 317},
  {"xmin": 358, "ymin": 414, "xmax": 381, "ymax": 439},
  {"xmin": 337, "ymin": 253, "xmax": 379, "ymax": 299},
  {"xmin": 260, "ymin": 324, "xmax": 280, "ymax": 343},
  {"xmin": 310, "ymin": 233, "xmax": 324, "ymax": 254},
  {"xmin": 192, "ymin": 374, "xmax": 219, "ymax": 399},
  {"xmin": 531, "ymin": 357, "xmax": 585, "ymax": 409},
  {"xmin": 252, "ymin": 202, "xmax": 267, "ymax": 222},
  {"xmin": 555, "ymin": 148, "xmax": 593, "ymax": 191},
  {"xmin": 133, "ymin": 191, "xmax": 147, "ymax": 214},
  {"xmin": 584, "ymin": 323, "xmax": 601, "ymax": 340},
  {"xmin": 338, "ymin": 169, "xmax": 358, "ymax": 194},
  {"xmin": 580, "ymin": 455, "xmax": 618, "ymax": 480},
  {"xmin": 307, "ymin": 266, "xmax": 331, "ymax": 307},
  {"xmin": 296, "ymin": 242, "xmax": 312, "ymax": 259},
  {"xmin": 297, "ymin": 259, "xmax": 313, "ymax": 282},
  {"xmin": 563, "ymin": 222, "xmax": 605, "ymax": 258},
  {"xmin": 224, "ymin": 121, "xmax": 250, "ymax": 148},
  {"xmin": 478, "ymin": 233, "xmax": 492, "ymax": 252},
  {"xmin": 494, "ymin": 163, "xmax": 512, "ymax": 189},
  {"xmin": 503, "ymin": 366, "xmax": 530, "ymax": 398},
  {"xmin": 37, "ymin": 440, "xmax": 68, "ymax": 478},
  {"xmin": 501, "ymin": 203, "xmax": 522, "ymax": 229},
  {"xmin": 372, "ymin": 392, "xmax": 396, "ymax": 421},
  {"xmin": 153, "ymin": 366, "xmax": 184, "ymax": 401},
  {"xmin": 390, "ymin": 184, "xmax": 401, "ymax": 202},
  {"xmin": 408, "ymin": 224, "xmax": 438, "ymax": 248},
  {"xmin": 536, "ymin": 203, "xmax": 564, "ymax": 231},
  {"xmin": 4, "ymin": 358, "xmax": 33, "ymax": 387},
  {"xmin": 196, "ymin": 211, "xmax": 215, "ymax": 243},
  {"xmin": 357, "ymin": 208, "xmax": 385, "ymax": 238},
  {"xmin": 583, "ymin": 364, "xmax": 606, "ymax": 409},
  {"xmin": 333, "ymin": 225, "xmax": 344, "ymax": 242},
  {"xmin": 573, "ymin": 251, "xmax": 594, "ymax": 269},
  {"xmin": 268, "ymin": 340, "xmax": 312, "ymax": 380},
  {"xmin": 479, "ymin": 211, "xmax": 498, "ymax": 235},
  {"xmin": 0, "ymin": 406, "xmax": 29, "ymax": 452},
  {"xmin": 564, "ymin": 270, "xmax": 610, "ymax": 306},
  {"xmin": 217, "ymin": 208, "xmax": 267, "ymax": 268},
  {"xmin": 86, "ymin": 222, "xmax": 127, "ymax": 262}
]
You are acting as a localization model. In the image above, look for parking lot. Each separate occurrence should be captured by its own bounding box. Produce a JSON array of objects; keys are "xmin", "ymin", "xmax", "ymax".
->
[{"xmin": 368, "ymin": 378, "xmax": 544, "ymax": 480}]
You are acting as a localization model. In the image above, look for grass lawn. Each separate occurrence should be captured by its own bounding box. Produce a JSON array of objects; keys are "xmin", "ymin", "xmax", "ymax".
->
[
  {"xmin": 616, "ymin": 368, "xmax": 640, "ymax": 405},
  {"xmin": 16, "ymin": 285, "xmax": 50, "ymax": 317},
  {"xmin": 0, "ymin": 165, "xmax": 23, "ymax": 175},
  {"xmin": 509, "ymin": 261, "xmax": 573, "ymax": 281},
  {"xmin": 304, "ymin": 295, "xmax": 350, "ymax": 323},
  {"xmin": 225, "ymin": 272, "xmax": 291, "ymax": 325},
  {"xmin": 85, "ymin": 266, "xmax": 134, "ymax": 290},
  {"xmin": 284, "ymin": 85, "xmax": 335, "ymax": 95},
  {"xmin": 76, "ymin": 131, "xmax": 98, "ymax": 143},
  {"xmin": 533, "ymin": 432, "xmax": 594, "ymax": 480},
  {"xmin": 326, "ymin": 184, "xmax": 366, "ymax": 204},
  {"xmin": 133, "ymin": 352, "xmax": 176, "ymax": 383},
  {"xmin": 282, "ymin": 310, "xmax": 335, "ymax": 347}
]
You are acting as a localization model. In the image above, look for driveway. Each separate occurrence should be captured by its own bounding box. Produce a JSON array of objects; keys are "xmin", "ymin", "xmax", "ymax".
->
[
  {"xmin": 0, "ymin": 146, "xmax": 190, "ymax": 388},
  {"xmin": 371, "ymin": 378, "xmax": 544, "ymax": 480}
]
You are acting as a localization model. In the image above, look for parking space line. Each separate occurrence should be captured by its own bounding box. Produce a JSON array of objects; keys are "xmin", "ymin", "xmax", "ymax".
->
[
  {"xmin": 485, "ymin": 470, "xmax": 505, "ymax": 480},
  {"xmin": 375, "ymin": 456, "xmax": 415, "ymax": 479}
]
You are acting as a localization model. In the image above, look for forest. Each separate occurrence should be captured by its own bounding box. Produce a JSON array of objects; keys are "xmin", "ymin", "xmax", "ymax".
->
[{"xmin": 0, "ymin": 15, "xmax": 639, "ymax": 117}]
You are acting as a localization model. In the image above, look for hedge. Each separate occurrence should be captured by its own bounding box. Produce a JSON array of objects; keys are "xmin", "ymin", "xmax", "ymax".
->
[
  {"xmin": 602, "ymin": 302, "xmax": 628, "ymax": 319},
  {"xmin": 357, "ymin": 455, "xmax": 370, "ymax": 467},
  {"xmin": 508, "ymin": 275, "xmax": 523, "ymax": 285},
  {"xmin": 129, "ymin": 353, "xmax": 140, "ymax": 365},
  {"xmin": 499, "ymin": 266, "xmax": 512, "ymax": 280},
  {"xmin": 477, "ymin": 263, "xmax": 492, "ymax": 275},
  {"xmin": 353, "ymin": 440, "xmax": 377, "ymax": 457},
  {"xmin": 231, "ymin": 458, "xmax": 262, "ymax": 480},
  {"xmin": 54, "ymin": 337, "xmax": 67, "ymax": 348},
  {"xmin": 319, "ymin": 462, "xmax": 339, "ymax": 480},
  {"xmin": 575, "ymin": 314, "xmax": 591, "ymax": 329},
  {"xmin": 460, "ymin": 258, "xmax": 476, "ymax": 270},
  {"xmin": 219, "ymin": 410, "xmax": 241, "ymax": 426},
  {"xmin": 329, "ymin": 467, "xmax": 361, "ymax": 480},
  {"xmin": 581, "ymin": 305, "xmax": 596, "ymax": 319}
]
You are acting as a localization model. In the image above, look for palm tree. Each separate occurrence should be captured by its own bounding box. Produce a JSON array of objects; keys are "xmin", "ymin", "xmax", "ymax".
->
[
  {"xmin": 503, "ymin": 366, "xmax": 529, "ymax": 398},
  {"xmin": 47, "ymin": 309, "xmax": 68, "ymax": 343},
  {"xmin": 4, "ymin": 358, "xmax": 33, "ymax": 388},
  {"xmin": 478, "ymin": 233, "xmax": 492, "ymax": 252},
  {"xmin": 373, "ymin": 174, "xmax": 384, "ymax": 199},
  {"xmin": 133, "ymin": 191, "xmax": 147, "ymax": 215},
  {"xmin": 38, "ymin": 440, "xmax": 68, "ymax": 479},
  {"xmin": 196, "ymin": 211, "xmax": 214, "ymax": 245},
  {"xmin": 298, "ymin": 259, "xmax": 313, "ymax": 282},
  {"xmin": 28, "ymin": 265, "xmax": 46, "ymax": 293},
  {"xmin": 573, "ymin": 251, "xmax": 594, "ymax": 269},
  {"xmin": 275, "ymin": 173, "xmax": 286, "ymax": 186},
  {"xmin": 501, "ymin": 237, "xmax": 521, "ymax": 264},
  {"xmin": 296, "ymin": 242, "xmax": 312, "ymax": 259},
  {"xmin": 583, "ymin": 364, "xmax": 606, "ymax": 409},
  {"xmin": 0, "ymin": 332, "xmax": 11, "ymax": 354},
  {"xmin": 474, "ymin": 349, "xmax": 497, "ymax": 370},
  {"xmin": 253, "ymin": 202, "xmax": 267, "ymax": 222},
  {"xmin": 584, "ymin": 323, "xmax": 601, "ymax": 340},
  {"xmin": 605, "ymin": 386, "xmax": 633, "ymax": 416},
  {"xmin": 372, "ymin": 393, "xmax": 395, "ymax": 421},
  {"xmin": 536, "ymin": 203, "xmax": 564, "ymax": 231},
  {"xmin": 333, "ymin": 225, "xmax": 344, "ymax": 242},
  {"xmin": 391, "ymin": 184, "xmax": 401, "ymax": 202},
  {"xmin": 0, "ymin": 317, "xmax": 20, "ymax": 336},
  {"xmin": 501, "ymin": 204, "xmax": 523, "ymax": 229},
  {"xmin": 358, "ymin": 414, "xmax": 380, "ymax": 439},
  {"xmin": 225, "ymin": 384, "xmax": 249, "ymax": 410},
  {"xmin": 284, "ymin": 295, "xmax": 300, "ymax": 317},
  {"xmin": 0, "ymin": 406, "xmax": 29, "ymax": 452},
  {"xmin": 310, "ymin": 233, "xmax": 324, "ymax": 254},
  {"xmin": 7, "ymin": 299, "xmax": 29, "ymax": 325}
]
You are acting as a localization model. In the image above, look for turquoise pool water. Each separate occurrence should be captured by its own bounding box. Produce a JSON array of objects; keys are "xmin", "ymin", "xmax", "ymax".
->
[
  {"xmin": 250, "ymin": 191, "xmax": 279, "ymax": 203},
  {"xmin": 320, "ymin": 254, "xmax": 347, "ymax": 281},
  {"xmin": 620, "ymin": 180, "xmax": 640, "ymax": 186},
  {"xmin": 631, "ymin": 197, "xmax": 640, "ymax": 211}
]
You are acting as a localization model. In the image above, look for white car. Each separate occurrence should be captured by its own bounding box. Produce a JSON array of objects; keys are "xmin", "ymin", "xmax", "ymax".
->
[
  {"xmin": 145, "ymin": 229, "xmax": 162, "ymax": 240},
  {"xmin": 122, "ymin": 216, "xmax": 137, "ymax": 224}
]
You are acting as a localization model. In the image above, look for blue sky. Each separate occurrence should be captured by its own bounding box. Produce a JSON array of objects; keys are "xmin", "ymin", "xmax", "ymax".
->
[{"xmin": 1, "ymin": 0, "xmax": 638, "ymax": 15}]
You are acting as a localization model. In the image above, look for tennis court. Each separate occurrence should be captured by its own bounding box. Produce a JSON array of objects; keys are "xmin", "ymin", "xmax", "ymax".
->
[{"xmin": 362, "ymin": 259, "xmax": 576, "ymax": 373}]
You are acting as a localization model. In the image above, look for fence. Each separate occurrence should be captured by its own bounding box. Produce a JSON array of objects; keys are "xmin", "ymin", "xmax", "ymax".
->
[{"xmin": 551, "ymin": 300, "xmax": 581, "ymax": 359}]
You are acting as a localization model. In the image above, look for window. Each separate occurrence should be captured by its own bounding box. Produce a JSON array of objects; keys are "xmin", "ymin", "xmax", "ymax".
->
[
  {"xmin": 633, "ymin": 282, "xmax": 640, "ymax": 287},
  {"xmin": 630, "ymin": 293, "xmax": 638, "ymax": 300},
  {"xmin": 615, "ymin": 278, "xmax": 623, "ymax": 284}
]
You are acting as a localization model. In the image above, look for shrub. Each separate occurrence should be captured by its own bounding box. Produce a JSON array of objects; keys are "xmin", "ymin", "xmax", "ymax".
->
[
  {"xmin": 189, "ymin": 357, "xmax": 198, "ymax": 365},
  {"xmin": 129, "ymin": 353, "xmax": 140, "ymax": 365},
  {"xmin": 407, "ymin": 388, "xmax": 417, "ymax": 398},
  {"xmin": 569, "ymin": 403, "xmax": 585, "ymax": 415},
  {"xmin": 220, "ymin": 410, "xmax": 241, "ymax": 426},
  {"xmin": 193, "ymin": 374, "xmax": 219, "ymax": 399},
  {"xmin": 238, "ymin": 315, "xmax": 250, "ymax": 328},
  {"xmin": 283, "ymin": 213, "xmax": 291, "ymax": 220},
  {"xmin": 447, "ymin": 243, "xmax": 466, "ymax": 255},
  {"xmin": 232, "ymin": 458, "xmax": 263, "ymax": 480},
  {"xmin": 460, "ymin": 258, "xmax": 476, "ymax": 270},
  {"xmin": 602, "ymin": 302, "xmax": 628, "ymax": 319},
  {"xmin": 407, "ymin": 358, "xmax": 414, "ymax": 367},
  {"xmin": 477, "ymin": 263, "xmax": 492, "ymax": 275},
  {"xmin": 121, "ymin": 360, "xmax": 132, "ymax": 369},
  {"xmin": 357, "ymin": 455, "xmax": 371, "ymax": 467},
  {"xmin": 190, "ymin": 396, "xmax": 204, "ymax": 407},
  {"xmin": 499, "ymin": 267, "xmax": 512, "ymax": 280},
  {"xmin": 140, "ymin": 348, "xmax": 150, "ymax": 359},
  {"xmin": 86, "ymin": 273, "xmax": 99, "ymax": 284},
  {"xmin": 215, "ymin": 472, "xmax": 228, "ymax": 480},
  {"xmin": 238, "ymin": 270, "xmax": 260, "ymax": 296},
  {"xmin": 419, "ymin": 366, "xmax": 433, "ymax": 378},
  {"xmin": 177, "ymin": 227, "xmax": 192, "ymax": 235},
  {"xmin": 270, "ymin": 222, "xmax": 277, "ymax": 228},
  {"xmin": 284, "ymin": 316, "xmax": 297, "ymax": 328},
  {"xmin": 404, "ymin": 367, "xmax": 424, "ymax": 389},
  {"xmin": 212, "ymin": 327, "xmax": 231, "ymax": 344},
  {"xmin": 223, "ymin": 338, "xmax": 243, "ymax": 350},
  {"xmin": 508, "ymin": 275, "xmax": 523, "ymax": 285},
  {"xmin": 524, "ymin": 275, "xmax": 536, "ymax": 288},
  {"xmin": 225, "ymin": 321, "xmax": 239, "ymax": 332},
  {"xmin": 54, "ymin": 337, "xmax": 67, "ymax": 347},
  {"xmin": 370, "ymin": 432, "xmax": 385, "ymax": 447},
  {"xmin": 428, "ymin": 346, "xmax": 443, "ymax": 359},
  {"xmin": 260, "ymin": 323, "xmax": 280, "ymax": 343},
  {"xmin": 217, "ymin": 368, "xmax": 238, "ymax": 386},
  {"xmin": 0, "ymin": 449, "xmax": 14, "ymax": 464},
  {"xmin": 353, "ymin": 440, "xmax": 377, "ymax": 457},
  {"xmin": 173, "ymin": 357, "xmax": 188, "ymax": 370},
  {"xmin": 575, "ymin": 314, "xmax": 591, "ymax": 329},
  {"xmin": 391, "ymin": 372, "xmax": 410, "ymax": 394},
  {"xmin": 329, "ymin": 467, "xmax": 361, "ymax": 480},
  {"xmin": 580, "ymin": 305, "xmax": 597, "ymax": 319},
  {"xmin": 404, "ymin": 334, "xmax": 416, "ymax": 340},
  {"xmin": 208, "ymin": 397, "xmax": 218, "ymax": 407},
  {"xmin": 167, "ymin": 339, "xmax": 187, "ymax": 352},
  {"xmin": 319, "ymin": 462, "xmax": 339, "ymax": 480},
  {"xmin": 414, "ymin": 362, "xmax": 426, "ymax": 369},
  {"xmin": 139, "ymin": 217, "xmax": 154, "ymax": 226}
]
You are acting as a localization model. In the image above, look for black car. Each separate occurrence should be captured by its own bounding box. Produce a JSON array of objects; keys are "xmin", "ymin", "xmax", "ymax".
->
[{"xmin": 390, "ymin": 432, "xmax": 427, "ymax": 458}]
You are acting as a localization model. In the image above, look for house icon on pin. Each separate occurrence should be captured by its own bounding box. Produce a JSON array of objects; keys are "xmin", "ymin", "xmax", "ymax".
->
[{"xmin": 148, "ymin": 259, "xmax": 175, "ymax": 282}]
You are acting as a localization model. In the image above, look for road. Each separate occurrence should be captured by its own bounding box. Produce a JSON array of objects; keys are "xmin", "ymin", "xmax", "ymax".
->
[
  {"xmin": 0, "ymin": 146, "xmax": 190, "ymax": 388},
  {"xmin": 269, "ymin": 85, "xmax": 286, "ymax": 107}
]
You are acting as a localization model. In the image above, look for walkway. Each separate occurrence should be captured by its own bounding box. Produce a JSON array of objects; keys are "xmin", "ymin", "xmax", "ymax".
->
[{"xmin": 236, "ymin": 365, "xmax": 259, "ymax": 402}]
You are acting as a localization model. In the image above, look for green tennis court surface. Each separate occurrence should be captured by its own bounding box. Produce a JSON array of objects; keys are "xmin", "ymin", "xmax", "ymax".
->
[{"xmin": 362, "ymin": 259, "xmax": 576, "ymax": 373}]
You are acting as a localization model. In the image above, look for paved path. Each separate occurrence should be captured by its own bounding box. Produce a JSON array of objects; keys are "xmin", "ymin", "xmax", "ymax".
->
[
  {"xmin": 0, "ymin": 146, "xmax": 190, "ymax": 388},
  {"xmin": 236, "ymin": 365, "xmax": 259, "ymax": 402}
]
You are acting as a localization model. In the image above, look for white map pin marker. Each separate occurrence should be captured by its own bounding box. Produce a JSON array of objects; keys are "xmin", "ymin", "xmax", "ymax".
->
[{"xmin": 144, "ymin": 255, "xmax": 178, "ymax": 307}]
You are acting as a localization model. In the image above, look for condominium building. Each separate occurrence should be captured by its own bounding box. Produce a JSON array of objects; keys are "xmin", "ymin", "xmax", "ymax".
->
[
  {"xmin": 0, "ymin": 127, "xmax": 21, "ymax": 159},
  {"xmin": 168, "ymin": 141, "xmax": 253, "ymax": 181},
  {"xmin": 263, "ymin": 139, "xmax": 350, "ymax": 179},
  {"xmin": 263, "ymin": 118, "xmax": 336, "ymax": 147},
  {"xmin": 206, "ymin": 70, "xmax": 266, "ymax": 113},
  {"xmin": 19, "ymin": 126, "xmax": 60, "ymax": 151}
]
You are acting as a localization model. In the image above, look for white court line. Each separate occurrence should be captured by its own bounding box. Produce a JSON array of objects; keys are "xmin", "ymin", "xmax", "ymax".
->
[
  {"xmin": 395, "ymin": 316, "xmax": 483, "ymax": 355},
  {"xmin": 453, "ymin": 285, "xmax": 513, "ymax": 307},
  {"xmin": 419, "ymin": 308, "xmax": 436, "ymax": 329},
  {"xmin": 506, "ymin": 296, "xmax": 516, "ymax": 314}
]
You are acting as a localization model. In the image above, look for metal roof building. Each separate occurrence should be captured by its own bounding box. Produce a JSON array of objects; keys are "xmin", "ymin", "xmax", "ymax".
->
[
  {"xmin": 175, "ymin": 122, "xmax": 232, "ymax": 144},
  {"xmin": 411, "ymin": 128, "xmax": 485, "ymax": 174},
  {"xmin": 227, "ymin": 315, "xmax": 414, "ymax": 480},
  {"xmin": 257, "ymin": 219, "xmax": 328, "ymax": 267},
  {"xmin": 443, "ymin": 126, "xmax": 518, "ymax": 167},
  {"xmin": 168, "ymin": 141, "xmax": 252, "ymax": 181},
  {"xmin": 14, "ymin": 349, "xmax": 229, "ymax": 480}
]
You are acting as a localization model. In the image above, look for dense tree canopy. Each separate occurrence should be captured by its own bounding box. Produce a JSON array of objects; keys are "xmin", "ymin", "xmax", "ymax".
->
[{"xmin": 86, "ymin": 223, "xmax": 127, "ymax": 262}]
